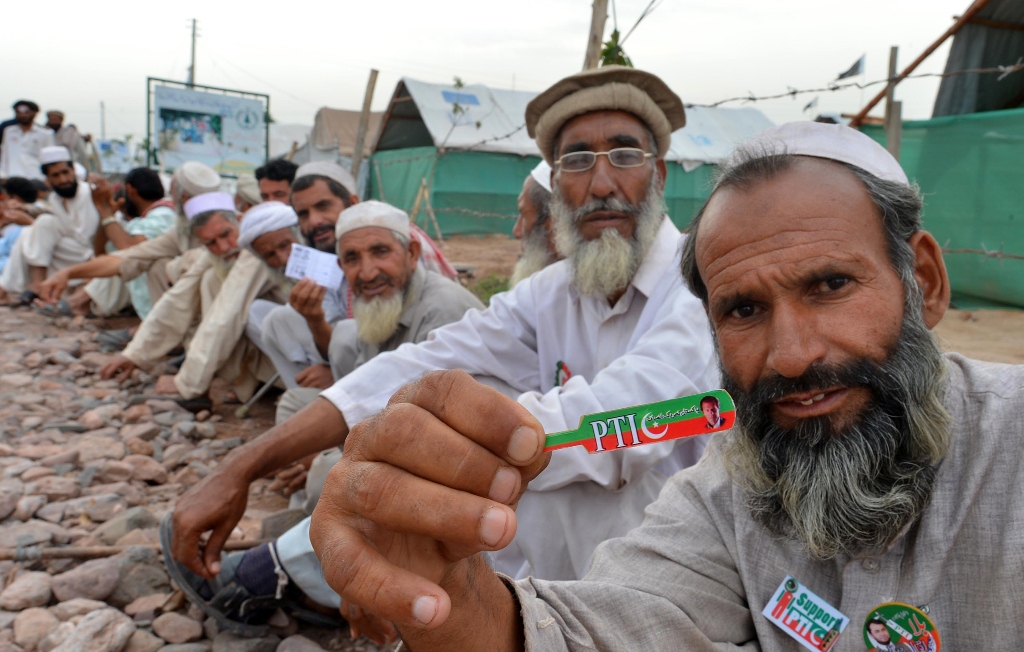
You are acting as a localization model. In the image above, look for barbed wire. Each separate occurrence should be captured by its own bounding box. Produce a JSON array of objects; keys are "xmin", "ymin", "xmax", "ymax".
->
[
  {"xmin": 942, "ymin": 243, "xmax": 1024, "ymax": 263},
  {"xmin": 689, "ymin": 59, "xmax": 1024, "ymax": 109},
  {"xmin": 432, "ymin": 206, "xmax": 520, "ymax": 220}
]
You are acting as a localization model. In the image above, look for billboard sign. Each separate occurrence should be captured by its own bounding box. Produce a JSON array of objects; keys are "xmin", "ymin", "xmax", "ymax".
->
[{"xmin": 152, "ymin": 84, "xmax": 266, "ymax": 176}]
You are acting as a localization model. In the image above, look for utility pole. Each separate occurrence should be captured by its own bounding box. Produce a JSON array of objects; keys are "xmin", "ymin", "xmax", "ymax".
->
[
  {"xmin": 350, "ymin": 69, "xmax": 380, "ymax": 180},
  {"xmin": 884, "ymin": 46, "xmax": 902, "ymax": 159},
  {"xmin": 187, "ymin": 19, "xmax": 198, "ymax": 87},
  {"xmin": 582, "ymin": 0, "xmax": 609, "ymax": 70},
  {"xmin": 100, "ymin": 101, "xmax": 106, "ymax": 140}
]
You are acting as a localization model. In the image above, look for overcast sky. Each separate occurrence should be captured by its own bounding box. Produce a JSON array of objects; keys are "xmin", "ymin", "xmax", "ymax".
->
[{"xmin": 2, "ymin": 0, "xmax": 973, "ymax": 141}]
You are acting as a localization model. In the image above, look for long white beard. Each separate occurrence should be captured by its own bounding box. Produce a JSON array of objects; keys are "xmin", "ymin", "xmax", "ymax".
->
[
  {"xmin": 509, "ymin": 227, "xmax": 556, "ymax": 287},
  {"xmin": 351, "ymin": 292, "xmax": 405, "ymax": 345},
  {"xmin": 550, "ymin": 178, "xmax": 665, "ymax": 298}
]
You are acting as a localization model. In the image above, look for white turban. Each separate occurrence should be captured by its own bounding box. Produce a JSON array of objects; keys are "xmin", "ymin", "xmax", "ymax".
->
[
  {"xmin": 238, "ymin": 201, "xmax": 299, "ymax": 252},
  {"xmin": 295, "ymin": 161, "xmax": 357, "ymax": 196},
  {"xmin": 744, "ymin": 122, "xmax": 909, "ymax": 186},
  {"xmin": 40, "ymin": 146, "xmax": 72, "ymax": 166},
  {"xmin": 529, "ymin": 160, "xmax": 552, "ymax": 192},
  {"xmin": 184, "ymin": 191, "xmax": 236, "ymax": 221},
  {"xmin": 173, "ymin": 161, "xmax": 222, "ymax": 197},
  {"xmin": 235, "ymin": 174, "xmax": 261, "ymax": 206},
  {"xmin": 335, "ymin": 200, "xmax": 410, "ymax": 242}
]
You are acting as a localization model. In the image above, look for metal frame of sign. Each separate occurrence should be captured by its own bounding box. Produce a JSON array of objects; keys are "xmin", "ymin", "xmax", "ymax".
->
[{"xmin": 145, "ymin": 77, "xmax": 270, "ymax": 178}]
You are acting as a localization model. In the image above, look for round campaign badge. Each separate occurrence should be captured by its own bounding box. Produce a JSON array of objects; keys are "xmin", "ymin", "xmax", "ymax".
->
[{"xmin": 863, "ymin": 602, "xmax": 940, "ymax": 652}]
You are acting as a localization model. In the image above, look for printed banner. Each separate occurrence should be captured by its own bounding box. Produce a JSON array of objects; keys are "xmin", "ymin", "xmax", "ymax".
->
[
  {"xmin": 544, "ymin": 389, "xmax": 734, "ymax": 454},
  {"xmin": 153, "ymin": 85, "xmax": 266, "ymax": 176}
]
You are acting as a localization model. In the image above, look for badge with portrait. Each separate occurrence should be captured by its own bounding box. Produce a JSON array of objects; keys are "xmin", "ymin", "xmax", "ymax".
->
[{"xmin": 863, "ymin": 603, "xmax": 940, "ymax": 651}]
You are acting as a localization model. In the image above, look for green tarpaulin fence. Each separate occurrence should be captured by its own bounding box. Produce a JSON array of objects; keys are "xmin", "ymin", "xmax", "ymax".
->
[
  {"xmin": 863, "ymin": 108, "xmax": 1024, "ymax": 309},
  {"xmin": 367, "ymin": 147, "xmax": 717, "ymax": 236}
]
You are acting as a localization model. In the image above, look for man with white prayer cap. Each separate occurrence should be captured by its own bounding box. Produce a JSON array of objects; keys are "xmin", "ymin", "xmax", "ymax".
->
[
  {"xmin": 259, "ymin": 200, "xmax": 483, "ymax": 511},
  {"xmin": 38, "ymin": 167, "xmax": 177, "ymax": 319},
  {"xmin": 247, "ymin": 162, "xmax": 459, "ymax": 396},
  {"xmin": 302, "ymin": 120, "xmax": 1024, "ymax": 652},
  {"xmin": 0, "ymin": 146, "xmax": 99, "ymax": 305},
  {"xmin": 45, "ymin": 110, "xmax": 91, "ymax": 166},
  {"xmin": 0, "ymin": 101, "xmax": 54, "ymax": 182},
  {"xmin": 234, "ymin": 174, "xmax": 261, "ymax": 213},
  {"xmin": 100, "ymin": 191, "xmax": 290, "ymax": 406},
  {"xmin": 509, "ymin": 159, "xmax": 560, "ymax": 286},
  {"xmin": 164, "ymin": 65, "xmax": 718, "ymax": 641}
]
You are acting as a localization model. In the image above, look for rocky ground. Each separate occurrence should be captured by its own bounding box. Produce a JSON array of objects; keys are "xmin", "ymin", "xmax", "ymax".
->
[{"xmin": 0, "ymin": 308, "xmax": 395, "ymax": 652}]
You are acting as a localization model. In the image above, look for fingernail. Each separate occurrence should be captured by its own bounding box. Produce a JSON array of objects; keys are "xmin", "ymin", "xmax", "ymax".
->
[
  {"xmin": 210, "ymin": 562, "xmax": 220, "ymax": 574},
  {"xmin": 412, "ymin": 595, "xmax": 438, "ymax": 625},
  {"xmin": 488, "ymin": 467, "xmax": 518, "ymax": 503},
  {"xmin": 479, "ymin": 506, "xmax": 509, "ymax": 547},
  {"xmin": 507, "ymin": 425, "xmax": 540, "ymax": 464}
]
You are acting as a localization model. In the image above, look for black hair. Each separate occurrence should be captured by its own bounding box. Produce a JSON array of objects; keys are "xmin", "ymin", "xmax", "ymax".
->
[
  {"xmin": 255, "ymin": 159, "xmax": 299, "ymax": 184},
  {"xmin": 30, "ymin": 180, "xmax": 49, "ymax": 195},
  {"xmin": 867, "ymin": 619, "xmax": 887, "ymax": 629},
  {"xmin": 13, "ymin": 100, "xmax": 39, "ymax": 112},
  {"xmin": 699, "ymin": 395, "xmax": 720, "ymax": 407},
  {"xmin": 3, "ymin": 177, "xmax": 38, "ymax": 203},
  {"xmin": 40, "ymin": 160, "xmax": 73, "ymax": 176},
  {"xmin": 290, "ymin": 174, "xmax": 352, "ymax": 206},
  {"xmin": 124, "ymin": 167, "xmax": 165, "ymax": 201}
]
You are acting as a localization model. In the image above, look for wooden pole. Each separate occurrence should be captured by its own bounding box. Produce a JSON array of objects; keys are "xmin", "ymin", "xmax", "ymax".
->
[
  {"xmin": 187, "ymin": 19, "xmax": 198, "ymax": 87},
  {"xmin": 849, "ymin": 0, "xmax": 993, "ymax": 127},
  {"xmin": 887, "ymin": 101, "xmax": 903, "ymax": 160},
  {"xmin": 350, "ymin": 69, "xmax": 379, "ymax": 182},
  {"xmin": 582, "ymin": 0, "xmax": 610, "ymax": 70},
  {"xmin": 0, "ymin": 539, "xmax": 268, "ymax": 562},
  {"xmin": 884, "ymin": 46, "xmax": 898, "ymax": 125}
]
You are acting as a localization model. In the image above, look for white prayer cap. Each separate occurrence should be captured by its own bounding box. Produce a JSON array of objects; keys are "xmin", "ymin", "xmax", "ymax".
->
[
  {"xmin": 184, "ymin": 191, "xmax": 236, "ymax": 221},
  {"xmin": 744, "ymin": 122, "xmax": 909, "ymax": 186},
  {"xmin": 235, "ymin": 174, "xmax": 261, "ymax": 206},
  {"xmin": 295, "ymin": 161, "xmax": 357, "ymax": 196},
  {"xmin": 40, "ymin": 146, "xmax": 72, "ymax": 166},
  {"xmin": 238, "ymin": 201, "xmax": 298, "ymax": 252},
  {"xmin": 172, "ymin": 161, "xmax": 222, "ymax": 197},
  {"xmin": 335, "ymin": 200, "xmax": 410, "ymax": 242},
  {"xmin": 529, "ymin": 160, "xmax": 552, "ymax": 192},
  {"xmin": 73, "ymin": 162, "xmax": 87, "ymax": 182}
]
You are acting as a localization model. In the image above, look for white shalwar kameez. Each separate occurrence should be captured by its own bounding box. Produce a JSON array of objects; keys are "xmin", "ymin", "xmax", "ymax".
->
[
  {"xmin": 274, "ymin": 217, "xmax": 721, "ymax": 605},
  {"xmin": 0, "ymin": 183, "xmax": 99, "ymax": 294}
]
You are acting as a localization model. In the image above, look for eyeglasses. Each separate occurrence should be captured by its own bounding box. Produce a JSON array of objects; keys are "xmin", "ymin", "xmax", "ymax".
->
[{"xmin": 555, "ymin": 147, "xmax": 654, "ymax": 172}]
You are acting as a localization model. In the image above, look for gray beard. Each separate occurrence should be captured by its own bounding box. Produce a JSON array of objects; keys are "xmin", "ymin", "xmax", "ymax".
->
[
  {"xmin": 509, "ymin": 226, "xmax": 557, "ymax": 286},
  {"xmin": 549, "ymin": 178, "xmax": 665, "ymax": 299},
  {"xmin": 351, "ymin": 291, "xmax": 405, "ymax": 345},
  {"xmin": 721, "ymin": 286, "xmax": 951, "ymax": 560}
]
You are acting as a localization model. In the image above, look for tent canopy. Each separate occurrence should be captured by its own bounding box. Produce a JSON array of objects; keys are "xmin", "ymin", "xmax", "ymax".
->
[
  {"xmin": 933, "ymin": 0, "xmax": 1024, "ymax": 116},
  {"xmin": 373, "ymin": 77, "xmax": 773, "ymax": 168}
]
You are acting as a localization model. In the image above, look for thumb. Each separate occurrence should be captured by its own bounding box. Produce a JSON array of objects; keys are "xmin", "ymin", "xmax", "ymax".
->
[{"xmin": 203, "ymin": 522, "xmax": 233, "ymax": 576}]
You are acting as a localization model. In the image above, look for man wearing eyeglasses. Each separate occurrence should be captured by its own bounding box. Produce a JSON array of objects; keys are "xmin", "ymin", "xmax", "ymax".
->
[{"xmin": 165, "ymin": 66, "xmax": 717, "ymax": 639}]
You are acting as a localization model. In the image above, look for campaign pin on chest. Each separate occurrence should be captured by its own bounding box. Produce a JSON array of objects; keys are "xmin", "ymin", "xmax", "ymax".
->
[{"xmin": 762, "ymin": 575, "xmax": 849, "ymax": 652}]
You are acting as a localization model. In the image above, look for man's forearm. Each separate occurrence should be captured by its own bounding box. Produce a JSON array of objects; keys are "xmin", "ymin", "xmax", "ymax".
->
[
  {"xmin": 401, "ymin": 555, "xmax": 523, "ymax": 652},
  {"xmin": 104, "ymin": 222, "xmax": 145, "ymax": 250},
  {"xmin": 66, "ymin": 255, "xmax": 122, "ymax": 281},
  {"xmin": 223, "ymin": 397, "xmax": 350, "ymax": 483}
]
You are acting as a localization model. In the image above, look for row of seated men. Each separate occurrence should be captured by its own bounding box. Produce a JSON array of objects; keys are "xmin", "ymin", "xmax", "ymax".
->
[{"xmin": 11, "ymin": 64, "xmax": 1019, "ymax": 649}]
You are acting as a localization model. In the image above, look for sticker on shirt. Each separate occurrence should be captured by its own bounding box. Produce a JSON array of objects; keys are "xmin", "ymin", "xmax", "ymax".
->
[
  {"xmin": 553, "ymin": 361, "xmax": 572, "ymax": 387},
  {"xmin": 863, "ymin": 602, "xmax": 940, "ymax": 652},
  {"xmin": 762, "ymin": 575, "xmax": 848, "ymax": 652},
  {"xmin": 543, "ymin": 389, "xmax": 734, "ymax": 454}
]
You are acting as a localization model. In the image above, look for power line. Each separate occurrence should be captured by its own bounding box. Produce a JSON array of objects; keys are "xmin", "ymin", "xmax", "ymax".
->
[{"xmin": 689, "ymin": 59, "xmax": 1024, "ymax": 109}]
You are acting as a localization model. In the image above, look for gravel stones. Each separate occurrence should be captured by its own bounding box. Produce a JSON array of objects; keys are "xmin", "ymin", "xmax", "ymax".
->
[
  {"xmin": 152, "ymin": 613, "xmax": 203, "ymax": 644},
  {"xmin": 0, "ymin": 572, "xmax": 53, "ymax": 610}
]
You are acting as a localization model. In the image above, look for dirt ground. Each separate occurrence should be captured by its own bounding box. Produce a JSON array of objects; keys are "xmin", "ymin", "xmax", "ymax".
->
[{"xmin": 438, "ymin": 234, "xmax": 522, "ymax": 280}]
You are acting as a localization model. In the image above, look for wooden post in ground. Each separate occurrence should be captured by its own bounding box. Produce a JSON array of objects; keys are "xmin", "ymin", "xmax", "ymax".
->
[
  {"xmin": 583, "ymin": 0, "xmax": 610, "ymax": 70},
  {"xmin": 887, "ymin": 101, "xmax": 903, "ymax": 160},
  {"xmin": 350, "ymin": 69, "xmax": 379, "ymax": 183},
  {"xmin": 849, "ymin": 0, "xmax": 992, "ymax": 127},
  {"xmin": 884, "ymin": 46, "xmax": 901, "ymax": 159}
]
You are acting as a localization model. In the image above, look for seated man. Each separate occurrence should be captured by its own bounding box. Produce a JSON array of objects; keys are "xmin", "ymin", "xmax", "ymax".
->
[
  {"xmin": 101, "ymin": 192, "xmax": 290, "ymax": 405},
  {"xmin": 0, "ymin": 177, "xmax": 44, "ymax": 273},
  {"xmin": 255, "ymin": 159, "xmax": 298, "ymax": 203},
  {"xmin": 163, "ymin": 66, "xmax": 717, "ymax": 638},
  {"xmin": 251, "ymin": 162, "xmax": 458, "ymax": 391},
  {"xmin": 509, "ymin": 160, "xmax": 560, "ymax": 286},
  {"xmin": 39, "ymin": 167, "xmax": 176, "ymax": 318},
  {"xmin": 264, "ymin": 201, "xmax": 484, "ymax": 509},
  {"xmin": 308, "ymin": 121, "xmax": 1024, "ymax": 650},
  {"xmin": 233, "ymin": 174, "xmax": 260, "ymax": 214},
  {"xmin": 30, "ymin": 162, "xmax": 221, "ymax": 324},
  {"xmin": 0, "ymin": 146, "xmax": 98, "ymax": 306}
]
